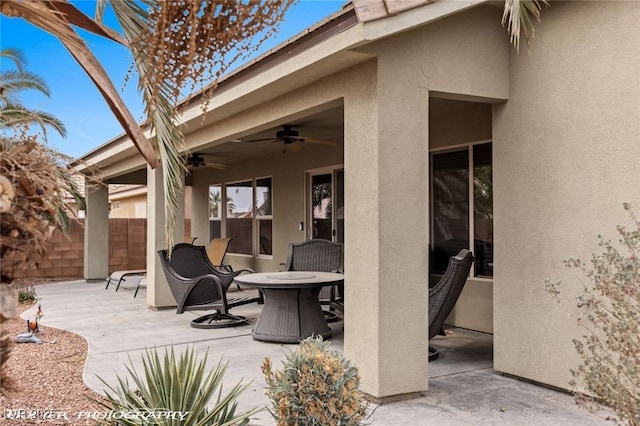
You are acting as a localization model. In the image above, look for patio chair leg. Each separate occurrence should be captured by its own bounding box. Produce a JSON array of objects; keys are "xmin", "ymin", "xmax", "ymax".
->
[
  {"xmin": 428, "ymin": 346, "xmax": 440, "ymax": 362},
  {"xmin": 190, "ymin": 312, "xmax": 249, "ymax": 329}
]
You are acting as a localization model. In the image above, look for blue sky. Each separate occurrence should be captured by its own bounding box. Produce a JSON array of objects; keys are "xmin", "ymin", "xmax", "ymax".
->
[{"xmin": 0, "ymin": 0, "xmax": 346, "ymax": 159}]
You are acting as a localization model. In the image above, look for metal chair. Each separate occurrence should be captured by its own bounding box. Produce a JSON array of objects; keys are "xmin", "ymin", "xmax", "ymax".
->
[
  {"xmin": 428, "ymin": 249, "xmax": 474, "ymax": 361},
  {"xmin": 157, "ymin": 243, "xmax": 259, "ymax": 329}
]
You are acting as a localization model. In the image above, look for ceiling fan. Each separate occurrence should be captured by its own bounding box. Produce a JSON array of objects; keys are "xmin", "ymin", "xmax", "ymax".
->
[
  {"xmin": 241, "ymin": 125, "xmax": 336, "ymax": 151},
  {"xmin": 185, "ymin": 153, "xmax": 226, "ymax": 170}
]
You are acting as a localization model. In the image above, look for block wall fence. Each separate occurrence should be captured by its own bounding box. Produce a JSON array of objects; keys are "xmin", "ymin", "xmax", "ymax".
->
[{"xmin": 13, "ymin": 218, "xmax": 191, "ymax": 279}]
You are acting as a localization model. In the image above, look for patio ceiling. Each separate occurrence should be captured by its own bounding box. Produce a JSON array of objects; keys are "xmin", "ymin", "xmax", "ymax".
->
[
  {"xmin": 101, "ymin": 98, "xmax": 477, "ymax": 184},
  {"xmin": 186, "ymin": 105, "xmax": 345, "ymax": 167}
]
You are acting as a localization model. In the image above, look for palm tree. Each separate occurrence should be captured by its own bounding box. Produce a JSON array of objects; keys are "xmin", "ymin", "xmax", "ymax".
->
[
  {"xmin": 0, "ymin": 0, "xmax": 294, "ymax": 250},
  {"xmin": 0, "ymin": 48, "xmax": 66, "ymax": 139}
]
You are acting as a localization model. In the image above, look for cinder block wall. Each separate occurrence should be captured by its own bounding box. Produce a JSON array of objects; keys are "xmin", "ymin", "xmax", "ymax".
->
[
  {"xmin": 108, "ymin": 219, "xmax": 147, "ymax": 273},
  {"xmin": 12, "ymin": 219, "xmax": 191, "ymax": 279}
]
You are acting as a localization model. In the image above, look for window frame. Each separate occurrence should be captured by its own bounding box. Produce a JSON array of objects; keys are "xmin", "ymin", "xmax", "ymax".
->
[
  {"xmin": 224, "ymin": 179, "xmax": 255, "ymax": 257},
  {"xmin": 220, "ymin": 176, "xmax": 274, "ymax": 258},
  {"xmin": 255, "ymin": 176, "xmax": 273, "ymax": 258},
  {"xmin": 208, "ymin": 184, "xmax": 223, "ymax": 240},
  {"xmin": 305, "ymin": 165, "xmax": 345, "ymax": 242},
  {"xmin": 430, "ymin": 139, "xmax": 493, "ymax": 281}
]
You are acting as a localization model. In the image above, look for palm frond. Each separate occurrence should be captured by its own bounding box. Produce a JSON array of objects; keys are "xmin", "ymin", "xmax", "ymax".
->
[
  {"xmin": 502, "ymin": 0, "xmax": 549, "ymax": 52},
  {"xmin": 56, "ymin": 27, "xmax": 159, "ymax": 167},
  {"xmin": 0, "ymin": 102, "xmax": 66, "ymax": 139},
  {"xmin": 0, "ymin": 48, "xmax": 27, "ymax": 71},
  {"xmin": 0, "ymin": 70, "xmax": 51, "ymax": 103},
  {"xmin": 46, "ymin": 0, "xmax": 127, "ymax": 45},
  {"xmin": 109, "ymin": 0, "xmax": 186, "ymax": 254},
  {"xmin": 0, "ymin": 0, "xmax": 85, "ymax": 51}
]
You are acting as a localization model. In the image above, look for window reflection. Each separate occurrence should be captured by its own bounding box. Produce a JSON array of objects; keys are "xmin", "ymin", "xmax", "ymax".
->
[{"xmin": 430, "ymin": 143, "xmax": 493, "ymax": 278}]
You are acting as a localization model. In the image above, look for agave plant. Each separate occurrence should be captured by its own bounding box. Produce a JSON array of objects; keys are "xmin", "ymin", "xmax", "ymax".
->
[{"xmin": 95, "ymin": 346, "xmax": 260, "ymax": 426}]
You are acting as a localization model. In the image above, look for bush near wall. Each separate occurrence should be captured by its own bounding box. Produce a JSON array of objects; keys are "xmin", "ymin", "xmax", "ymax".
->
[{"xmin": 11, "ymin": 219, "xmax": 192, "ymax": 279}]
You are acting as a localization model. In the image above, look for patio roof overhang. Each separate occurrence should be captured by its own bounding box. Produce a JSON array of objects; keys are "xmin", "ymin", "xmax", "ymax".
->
[{"xmin": 73, "ymin": 0, "xmax": 493, "ymax": 182}]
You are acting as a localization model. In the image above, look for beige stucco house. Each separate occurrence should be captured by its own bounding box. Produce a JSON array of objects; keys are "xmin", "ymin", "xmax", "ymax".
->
[
  {"xmin": 107, "ymin": 184, "xmax": 193, "ymax": 220},
  {"xmin": 76, "ymin": 0, "xmax": 640, "ymax": 401}
]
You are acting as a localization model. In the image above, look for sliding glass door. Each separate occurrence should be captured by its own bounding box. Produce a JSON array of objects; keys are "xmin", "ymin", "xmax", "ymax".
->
[{"xmin": 308, "ymin": 168, "xmax": 344, "ymax": 243}]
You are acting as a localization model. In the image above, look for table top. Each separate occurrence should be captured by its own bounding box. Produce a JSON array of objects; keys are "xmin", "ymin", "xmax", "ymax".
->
[{"xmin": 234, "ymin": 271, "xmax": 344, "ymax": 289}]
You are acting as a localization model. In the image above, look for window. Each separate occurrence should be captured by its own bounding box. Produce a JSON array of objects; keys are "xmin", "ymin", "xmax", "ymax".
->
[
  {"xmin": 430, "ymin": 142, "xmax": 493, "ymax": 278},
  {"xmin": 473, "ymin": 144, "xmax": 493, "ymax": 277},
  {"xmin": 222, "ymin": 178, "xmax": 273, "ymax": 256},
  {"xmin": 256, "ymin": 177, "xmax": 273, "ymax": 256},
  {"xmin": 226, "ymin": 180, "xmax": 253, "ymax": 255},
  {"xmin": 209, "ymin": 184, "xmax": 222, "ymax": 239},
  {"xmin": 112, "ymin": 201, "xmax": 120, "ymax": 210}
]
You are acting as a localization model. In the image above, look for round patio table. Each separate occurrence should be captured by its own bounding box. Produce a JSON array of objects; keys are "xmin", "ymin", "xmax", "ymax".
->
[{"xmin": 233, "ymin": 271, "xmax": 344, "ymax": 343}]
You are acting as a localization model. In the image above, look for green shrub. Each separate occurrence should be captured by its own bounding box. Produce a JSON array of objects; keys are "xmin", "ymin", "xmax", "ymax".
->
[
  {"xmin": 546, "ymin": 203, "xmax": 640, "ymax": 425},
  {"xmin": 95, "ymin": 346, "xmax": 259, "ymax": 426},
  {"xmin": 261, "ymin": 336, "xmax": 368, "ymax": 426}
]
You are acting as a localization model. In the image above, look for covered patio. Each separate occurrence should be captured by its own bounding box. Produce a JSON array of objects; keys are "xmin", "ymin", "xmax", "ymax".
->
[{"xmin": 24, "ymin": 280, "xmax": 608, "ymax": 425}]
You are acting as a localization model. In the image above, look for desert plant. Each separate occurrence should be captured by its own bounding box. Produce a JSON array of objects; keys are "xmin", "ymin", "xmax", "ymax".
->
[
  {"xmin": 546, "ymin": 203, "xmax": 640, "ymax": 425},
  {"xmin": 0, "ymin": 283, "xmax": 17, "ymax": 393},
  {"xmin": 14, "ymin": 282, "xmax": 37, "ymax": 304},
  {"xmin": 262, "ymin": 336, "xmax": 368, "ymax": 426},
  {"xmin": 95, "ymin": 346, "xmax": 260, "ymax": 426}
]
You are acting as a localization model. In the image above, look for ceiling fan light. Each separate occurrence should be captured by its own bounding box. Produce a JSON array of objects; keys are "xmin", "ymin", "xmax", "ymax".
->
[{"xmin": 276, "ymin": 126, "xmax": 298, "ymax": 139}]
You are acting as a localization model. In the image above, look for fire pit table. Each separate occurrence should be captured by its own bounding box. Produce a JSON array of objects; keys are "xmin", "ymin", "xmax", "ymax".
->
[{"xmin": 233, "ymin": 271, "xmax": 344, "ymax": 343}]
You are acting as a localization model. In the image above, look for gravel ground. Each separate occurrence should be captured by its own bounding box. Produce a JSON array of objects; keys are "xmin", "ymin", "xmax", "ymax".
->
[{"xmin": 1, "ymin": 280, "xmax": 107, "ymax": 425}]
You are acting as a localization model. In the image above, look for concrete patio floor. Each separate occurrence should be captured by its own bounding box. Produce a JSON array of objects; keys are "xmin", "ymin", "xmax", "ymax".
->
[{"xmin": 21, "ymin": 279, "xmax": 609, "ymax": 425}]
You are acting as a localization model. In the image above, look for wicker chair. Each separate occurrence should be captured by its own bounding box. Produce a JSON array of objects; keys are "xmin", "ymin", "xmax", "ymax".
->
[
  {"xmin": 157, "ymin": 243, "xmax": 260, "ymax": 329},
  {"xmin": 283, "ymin": 239, "xmax": 344, "ymax": 320},
  {"xmin": 428, "ymin": 249, "xmax": 474, "ymax": 361}
]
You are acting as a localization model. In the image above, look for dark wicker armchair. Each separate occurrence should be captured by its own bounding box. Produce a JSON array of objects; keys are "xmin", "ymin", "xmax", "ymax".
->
[
  {"xmin": 157, "ymin": 243, "xmax": 260, "ymax": 329},
  {"xmin": 428, "ymin": 249, "xmax": 474, "ymax": 361},
  {"xmin": 283, "ymin": 239, "xmax": 344, "ymax": 319}
]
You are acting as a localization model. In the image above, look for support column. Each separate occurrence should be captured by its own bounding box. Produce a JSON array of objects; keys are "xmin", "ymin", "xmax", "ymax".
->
[
  {"xmin": 190, "ymin": 173, "xmax": 211, "ymax": 245},
  {"xmin": 146, "ymin": 165, "xmax": 185, "ymax": 308},
  {"xmin": 344, "ymin": 59, "xmax": 430, "ymax": 400},
  {"xmin": 84, "ymin": 183, "xmax": 109, "ymax": 280}
]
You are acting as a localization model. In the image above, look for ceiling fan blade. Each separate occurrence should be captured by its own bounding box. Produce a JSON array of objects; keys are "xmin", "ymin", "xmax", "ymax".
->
[
  {"xmin": 204, "ymin": 163, "xmax": 226, "ymax": 170},
  {"xmin": 200, "ymin": 152, "xmax": 236, "ymax": 158},
  {"xmin": 244, "ymin": 137, "xmax": 278, "ymax": 143},
  {"xmin": 303, "ymin": 138, "xmax": 336, "ymax": 146}
]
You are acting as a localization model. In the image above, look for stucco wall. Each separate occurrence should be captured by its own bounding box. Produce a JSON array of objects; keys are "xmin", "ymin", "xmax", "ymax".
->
[
  {"xmin": 191, "ymin": 141, "xmax": 344, "ymax": 273},
  {"xmin": 109, "ymin": 194, "xmax": 146, "ymax": 218},
  {"xmin": 493, "ymin": 1, "xmax": 640, "ymax": 389},
  {"xmin": 359, "ymin": 5, "xmax": 509, "ymax": 102},
  {"xmin": 109, "ymin": 187, "xmax": 193, "ymax": 219}
]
